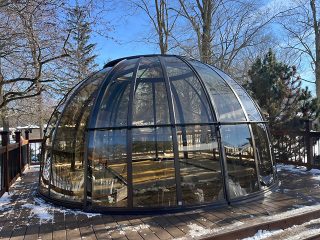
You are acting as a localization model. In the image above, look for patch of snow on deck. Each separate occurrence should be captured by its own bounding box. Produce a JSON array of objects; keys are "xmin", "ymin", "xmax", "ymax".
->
[
  {"xmin": 105, "ymin": 223, "xmax": 150, "ymax": 235},
  {"xmin": 33, "ymin": 197, "xmax": 101, "ymax": 219},
  {"xmin": 0, "ymin": 192, "xmax": 14, "ymax": 211},
  {"xmin": 309, "ymin": 168, "xmax": 320, "ymax": 175},
  {"xmin": 264, "ymin": 204, "xmax": 320, "ymax": 221},
  {"xmin": 21, "ymin": 203, "xmax": 53, "ymax": 223},
  {"xmin": 188, "ymin": 223, "xmax": 212, "ymax": 238},
  {"xmin": 276, "ymin": 164, "xmax": 307, "ymax": 174},
  {"xmin": 243, "ymin": 229, "xmax": 284, "ymax": 240}
]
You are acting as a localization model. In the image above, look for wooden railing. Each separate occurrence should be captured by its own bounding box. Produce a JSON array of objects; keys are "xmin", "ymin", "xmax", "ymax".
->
[
  {"xmin": 0, "ymin": 130, "xmax": 43, "ymax": 197},
  {"xmin": 271, "ymin": 120, "xmax": 320, "ymax": 168}
]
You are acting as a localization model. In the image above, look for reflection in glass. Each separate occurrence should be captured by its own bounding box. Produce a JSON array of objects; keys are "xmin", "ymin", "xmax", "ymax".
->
[
  {"xmin": 95, "ymin": 59, "xmax": 138, "ymax": 128},
  {"xmin": 251, "ymin": 124, "xmax": 274, "ymax": 187},
  {"xmin": 190, "ymin": 60, "xmax": 246, "ymax": 121},
  {"xmin": 50, "ymin": 70, "xmax": 106, "ymax": 202},
  {"xmin": 40, "ymin": 92, "xmax": 72, "ymax": 195},
  {"xmin": 90, "ymin": 130, "xmax": 128, "ymax": 207},
  {"xmin": 177, "ymin": 125, "xmax": 224, "ymax": 204},
  {"xmin": 133, "ymin": 58, "xmax": 170, "ymax": 125},
  {"xmin": 132, "ymin": 127, "xmax": 176, "ymax": 207},
  {"xmin": 213, "ymin": 67, "xmax": 262, "ymax": 121},
  {"xmin": 164, "ymin": 57, "xmax": 212, "ymax": 123},
  {"xmin": 220, "ymin": 125, "xmax": 259, "ymax": 198}
]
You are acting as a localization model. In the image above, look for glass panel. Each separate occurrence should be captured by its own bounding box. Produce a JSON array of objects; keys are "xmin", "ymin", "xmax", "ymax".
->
[
  {"xmin": 164, "ymin": 57, "xmax": 213, "ymax": 124},
  {"xmin": 213, "ymin": 67, "xmax": 263, "ymax": 121},
  {"xmin": 132, "ymin": 127, "xmax": 176, "ymax": 207},
  {"xmin": 177, "ymin": 125, "xmax": 224, "ymax": 205},
  {"xmin": 190, "ymin": 60, "xmax": 246, "ymax": 122},
  {"xmin": 251, "ymin": 124, "xmax": 274, "ymax": 187},
  {"xmin": 40, "ymin": 76, "xmax": 87, "ymax": 195},
  {"xmin": 220, "ymin": 125, "xmax": 259, "ymax": 198},
  {"xmin": 95, "ymin": 59, "xmax": 138, "ymax": 128},
  {"xmin": 132, "ymin": 57, "xmax": 170, "ymax": 125},
  {"xmin": 40, "ymin": 103, "xmax": 65, "ymax": 195},
  {"xmin": 50, "ymin": 71, "xmax": 106, "ymax": 202},
  {"xmin": 90, "ymin": 130, "xmax": 127, "ymax": 207}
]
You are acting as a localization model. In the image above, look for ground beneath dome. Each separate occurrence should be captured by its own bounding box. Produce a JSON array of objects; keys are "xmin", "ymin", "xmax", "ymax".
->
[{"xmin": 1, "ymin": 165, "xmax": 320, "ymax": 239}]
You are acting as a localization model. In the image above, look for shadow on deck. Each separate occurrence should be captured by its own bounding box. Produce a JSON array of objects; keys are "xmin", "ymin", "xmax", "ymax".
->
[{"xmin": 1, "ymin": 165, "xmax": 320, "ymax": 240}]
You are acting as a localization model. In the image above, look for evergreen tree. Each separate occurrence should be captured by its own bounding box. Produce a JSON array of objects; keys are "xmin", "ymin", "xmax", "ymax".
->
[
  {"xmin": 64, "ymin": 4, "xmax": 97, "ymax": 90},
  {"xmin": 247, "ymin": 49, "xmax": 319, "ymax": 129}
]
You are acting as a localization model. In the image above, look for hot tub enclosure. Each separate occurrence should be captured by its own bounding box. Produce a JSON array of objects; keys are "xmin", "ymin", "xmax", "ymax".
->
[{"xmin": 39, "ymin": 55, "xmax": 276, "ymax": 212}]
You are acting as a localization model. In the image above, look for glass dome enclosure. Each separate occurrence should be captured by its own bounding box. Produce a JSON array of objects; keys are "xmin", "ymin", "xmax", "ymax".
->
[{"xmin": 39, "ymin": 55, "xmax": 276, "ymax": 212}]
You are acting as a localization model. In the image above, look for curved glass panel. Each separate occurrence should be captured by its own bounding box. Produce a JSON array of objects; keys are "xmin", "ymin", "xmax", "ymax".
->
[
  {"xmin": 39, "ymin": 71, "xmax": 105, "ymax": 196},
  {"xmin": 164, "ymin": 57, "xmax": 213, "ymax": 124},
  {"xmin": 50, "ymin": 70, "xmax": 107, "ymax": 202},
  {"xmin": 132, "ymin": 127, "xmax": 176, "ymax": 207},
  {"xmin": 89, "ymin": 129, "xmax": 128, "ymax": 207},
  {"xmin": 189, "ymin": 60, "xmax": 246, "ymax": 122},
  {"xmin": 220, "ymin": 124, "xmax": 259, "ymax": 198},
  {"xmin": 251, "ymin": 123, "xmax": 274, "ymax": 187},
  {"xmin": 213, "ymin": 67, "xmax": 262, "ymax": 122},
  {"xmin": 40, "ymin": 98, "xmax": 68, "ymax": 195},
  {"xmin": 95, "ymin": 59, "xmax": 139, "ymax": 128},
  {"xmin": 178, "ymin": 125, "xmax": 224, "ymax": 205},
  {"xmin": 132, "ymin": 57, "xmax": 170, "ymax": 126}
]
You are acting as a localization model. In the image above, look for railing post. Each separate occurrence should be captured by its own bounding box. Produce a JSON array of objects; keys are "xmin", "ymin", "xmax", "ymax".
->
[
  {"xmin": 15, "ymin": 131, "xmax": 22, "ymax": 175},
  {"xmin": 25, "ymin": 130, "xmax": 30, "ymax": 167},
  {"xmin": 305, "ymin": 119, "xmax": 313, "ymax": 167},
  {"xmin": 1, "ymin": 131, "xmax": 10, "ymax": 192}
]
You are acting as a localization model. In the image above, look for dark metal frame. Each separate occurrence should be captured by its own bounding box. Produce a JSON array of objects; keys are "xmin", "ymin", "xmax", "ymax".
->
[{"xmin": 38, "ymin": 54, "xmax": 278, "ymax": 213}]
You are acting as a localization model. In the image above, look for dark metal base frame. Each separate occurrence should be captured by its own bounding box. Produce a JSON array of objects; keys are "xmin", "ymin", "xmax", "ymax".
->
[{"xmin": 37, "ymin": 180, "xmax": 279, "ymax": 215}]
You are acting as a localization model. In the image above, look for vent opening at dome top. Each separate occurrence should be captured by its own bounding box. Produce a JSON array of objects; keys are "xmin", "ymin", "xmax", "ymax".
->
[{"xmin": 39, "ymin": 55, "xmax": 276, "ymax": 212}]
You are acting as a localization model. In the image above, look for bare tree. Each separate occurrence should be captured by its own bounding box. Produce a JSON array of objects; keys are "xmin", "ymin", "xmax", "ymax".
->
[
  {"xmin": 0, "ymin": 0, "xmax": 70, "ymax": 132},
  {"xmin": 178, "ymin": 0, "xmax": 219, "ymax": 63},
  {"xmin": 130, "ymin": 0, "xmax": 180, "ymax": 54},
  {"xmin": 176, "ymin": 0, "xmax": 291, "ymax": 80},
  {"xmin": 278, "ymin": 0, "xmax": 320, "ymax": 96}
]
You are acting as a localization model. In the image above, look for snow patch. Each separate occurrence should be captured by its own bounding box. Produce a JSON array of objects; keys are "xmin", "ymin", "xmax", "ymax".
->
[
  {"xmin": 243, "ymin": 229, "xmax": 284, "ymax": 240},
  {"xmin": 0, "ymin": 192, "xmax": 14, "ymax": 211},
  {"xmin": 263, "ymin": 205, "xmax": 320, "ymax": 220},
  {"xmin": 33, "ymin": 197, "xmax": 101, "ymax": 218},
  {"xmin": 106, "ymin": 223, "xmax": 150, "ymax": 235},
  {"xmin": 188, "ymin": 223, "xmax": 212, "ymax": 238},
  {"xmin": 309, "ymin": 168, "xmax": 320, "ymax": 175},
  {"xmin": 276, "ymin": 164, "xmax": 307, "ymax": 174},
  {"xmin": 21, "ymin": 203, "xmax": 53, "ymax": 223}
]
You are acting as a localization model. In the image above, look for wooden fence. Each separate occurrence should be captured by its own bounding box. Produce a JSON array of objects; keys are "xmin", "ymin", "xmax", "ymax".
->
[
  {"xmin": 0, "ymin": 130, "xmax": 42, "ymax": 197},
  {"xmin": 271, "ymin": 120, "xmax": 320, "ymax": 168}
]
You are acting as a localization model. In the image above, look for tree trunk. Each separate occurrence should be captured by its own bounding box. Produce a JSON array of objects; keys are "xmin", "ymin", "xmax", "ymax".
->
[
  {"xmin": 0, "ymin": 72, "xmax": 9, "ymax": 131},
  {"xmin": 200, "ymin": 0, "xmax": 213, "ymax": 64},
  {"xmin": 36, "ymin": 83, "xmax": 44, "ymax": 138},
  {"xmin": 311, "ymin": 0, "xmax": 320, "ymax": 97}
]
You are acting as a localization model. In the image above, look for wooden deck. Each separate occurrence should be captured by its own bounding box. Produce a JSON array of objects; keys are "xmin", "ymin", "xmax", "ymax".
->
[{"xmin": 1, "ymin": 165, "xmax": 320, "ymax": 239}]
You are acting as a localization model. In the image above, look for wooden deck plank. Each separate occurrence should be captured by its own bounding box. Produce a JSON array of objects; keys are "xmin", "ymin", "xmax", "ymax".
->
[
  {"xmin": 38, "ymin": 223, "xmax": 53, "ymax": 240},
  {"xmin": 23, "ymin": 225, "xmax": 39, "ymax": 240},
  {"xmin": 127, "ymin": 217, "xmax": 160, "ymax": 240},
  {"xmin": 2, "ymin": 165, "xmax": 320, "ymax": 240}
]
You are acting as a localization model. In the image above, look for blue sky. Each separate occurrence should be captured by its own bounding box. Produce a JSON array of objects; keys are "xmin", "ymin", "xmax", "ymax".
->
[{"xmin": 88, "ymin": 0, "xmax": 316, "ymax": 95}]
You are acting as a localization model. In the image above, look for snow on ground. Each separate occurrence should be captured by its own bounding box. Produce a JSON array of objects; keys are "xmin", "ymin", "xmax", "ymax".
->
[
  {"xmin": 0, "ymin": 166, "xmax": 100, "ymax": 225},
  {"xmin": 264, "ymin": 205, "xmax": 320, "ymax": 221},
  {"xmin": 242, "ymin": 229, "xmax": 284, "ymax": 240},
  {"xmin": 0, "ymin": 192, "xmax": 14, "ymax": 211},
  {"xmin": 104, "ymin": 223, "xmax": 150, "ymax": 235},
  {"xmin": 21, "ymin": 202, "xmax": 53, "ymax": 224},
  {"xmin": 174, "ymin": 221, "xmax": 244, "ymax": 240},
  {"xmin": 277, "ymin": 164, "xmax": 320, "ymax": 179},
  {"xmin": 276, "ymin": 164, "xmax": 308, "ymax": 174},
  {"xmin": 244, "ymin": 218, "xmax": 320, "ymax": 240}
]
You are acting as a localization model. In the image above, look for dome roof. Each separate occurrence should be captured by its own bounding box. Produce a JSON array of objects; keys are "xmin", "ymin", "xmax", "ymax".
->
[{"xmin": 39, "ymin": 55, "xmax": 276, "ymax": 212}]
